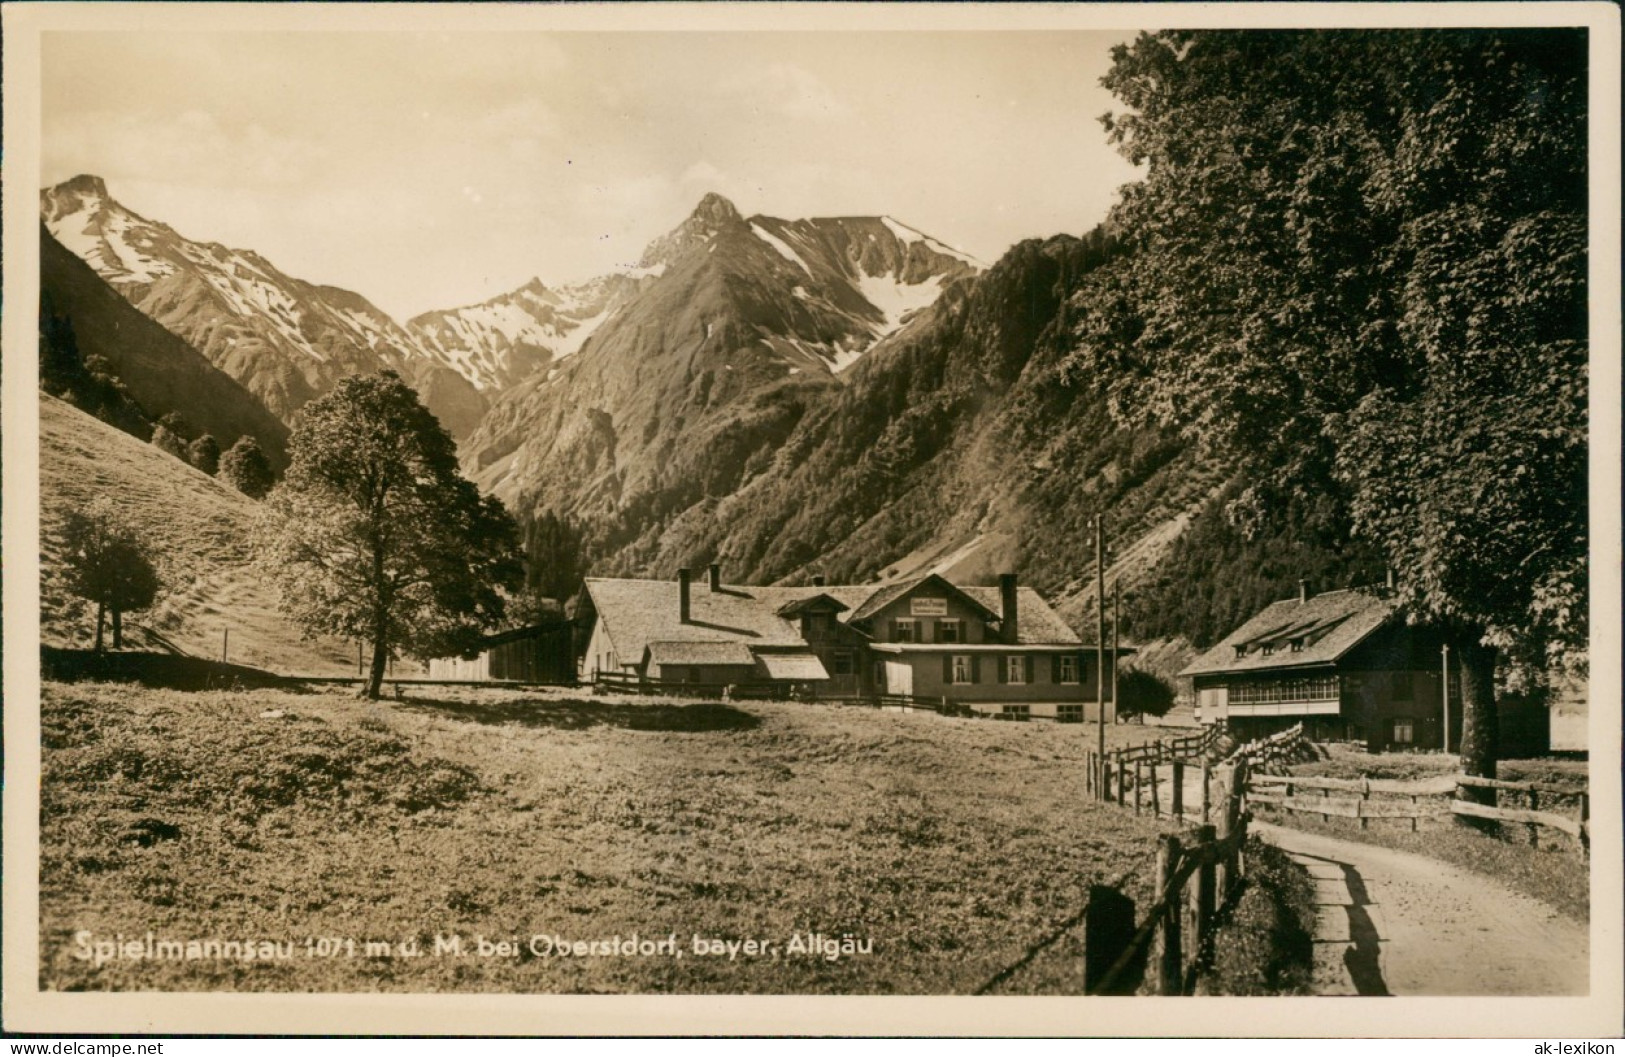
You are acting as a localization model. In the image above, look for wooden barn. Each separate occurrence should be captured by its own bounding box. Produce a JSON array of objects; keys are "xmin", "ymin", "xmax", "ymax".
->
[{"xmin": 427, "ymin": 620, "xmax": 576, "ymax": 684}]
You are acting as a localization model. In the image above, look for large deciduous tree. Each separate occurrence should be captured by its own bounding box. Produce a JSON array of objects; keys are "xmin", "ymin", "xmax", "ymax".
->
[
  {"xmin": 1080, "ymin": 30, "xmax": 1587, "ymax": 782},
  {"xmin": 61, "ymin": 500, "xmax": 162, "ymax": 651},
  {"xmin": 258, "ymin": 371, "xmax": 522, "ymax": 699}
]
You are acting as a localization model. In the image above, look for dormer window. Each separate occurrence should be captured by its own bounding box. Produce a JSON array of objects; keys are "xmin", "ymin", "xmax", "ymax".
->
[
  {"xmin": 1234, "ymin": 644, "xmax": 1249, "ymax": 658},
  {"xmin": 1289, "ymin": 638, "xmax": 1305, "ymax": 652}
]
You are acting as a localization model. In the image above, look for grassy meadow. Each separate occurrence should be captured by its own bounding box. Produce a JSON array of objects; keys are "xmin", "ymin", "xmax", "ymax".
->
[
  {"xmin": 40, "ymin": 681, "xmax": 1189, "ymax": 994},
  {"xmin": 39, "ymin": 394, "xmax": 354, "ymax": 675}
]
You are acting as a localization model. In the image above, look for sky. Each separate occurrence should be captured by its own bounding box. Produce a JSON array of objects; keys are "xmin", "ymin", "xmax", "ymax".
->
[{"xmin": 42, "ymin": 31, "xmax": 1144, "ymax": 321}]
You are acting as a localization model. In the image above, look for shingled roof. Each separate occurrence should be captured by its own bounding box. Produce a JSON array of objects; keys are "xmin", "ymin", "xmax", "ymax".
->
[
  {"xmin": 587, "ymin": 575, "xmax": 1087, "ymax": 662},
  {"xmin": 1180, "ymin": 588, "xmax": 1397, "ymax": 677},
  {"xmin": 585, "ymin": 578, "xmax": 807, "ymax": 672}
]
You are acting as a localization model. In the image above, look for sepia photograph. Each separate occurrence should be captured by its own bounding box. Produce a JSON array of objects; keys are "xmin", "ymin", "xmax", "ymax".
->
[{"xmin": 2, "ymin": 0, "xmax": 1620, "ymax": 1038}]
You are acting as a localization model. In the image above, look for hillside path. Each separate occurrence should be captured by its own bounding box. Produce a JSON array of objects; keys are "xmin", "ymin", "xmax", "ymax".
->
[{"xmin": 1251, "ymin": 819, "xmax": 1588, "ymax": 996}]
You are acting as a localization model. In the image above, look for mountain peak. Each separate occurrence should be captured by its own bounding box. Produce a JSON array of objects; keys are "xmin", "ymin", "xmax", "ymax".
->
[
  {"xmin": 55, "ymin": 174, "xmax": 110, "ymax": 198},
  {"xmin": 691, "ymin": 192, "xmax": 742, "ymax": 224}
]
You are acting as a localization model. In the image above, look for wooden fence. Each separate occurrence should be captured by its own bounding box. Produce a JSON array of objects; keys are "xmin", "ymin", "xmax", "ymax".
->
[
  {"xmin": 1088, "ymin": 760, "xmax": 1252, "ymax": 995},
  {"xmin": 1223, "ymin": 722, "xmax": 1312, "ymax": 773},
  {"xmin": 1244, "ymin": 771, "xmax": 1589, "ymax": 852},
  {"xmin": 1087, "ymin": 724, "xmax": 1223, "ymax": 805}
]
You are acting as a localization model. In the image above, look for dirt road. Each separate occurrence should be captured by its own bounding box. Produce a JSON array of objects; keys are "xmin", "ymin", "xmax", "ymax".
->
[{"xmin": 1252, "ymin": 820, "xmax": 1589, "ymax": 996}]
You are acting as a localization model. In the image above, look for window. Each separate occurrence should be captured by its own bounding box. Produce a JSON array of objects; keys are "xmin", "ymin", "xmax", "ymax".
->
[
  {"xmin": 1058, "ymin": 655, "xmax": 1079, "ymax": 684},
  {"xmin": 892, "ymin": 619, "xmax": 919, "ymax": 643},
  {"xmin": 687, "ymin": 667, "xmax": 702, "ymax": 683},
  {"xmin": 1228, "ymin": 677, "xmax": 1339, "ymax": 704},
  {"xmin": 874, "ymin": 661, "xmax": 886, "ymax": 685},
  {"xmin": 1392, "ymin": 672, "xmax": 1414, "ymax": 701},
  {"xmin": 833, "ymin": 650, "xmax": 854, "ymax": 676},
  {"xmin": 1392, "ymin": 718, "xmax": 1414, "ymax": 745},
  {"xmin": 937, "ymin": 619, "xmax": 963, "ymax": 644},
  {"xmin": 805, "ymin": 613, "xmax": 831, "ymax": 636},
  {"xmin": 951, "ymin": 655, "xmax": 972, "ymax": 684},
  {"xmin": 1006, "ymin": 655, "xmax": 1026, "ymax": 684}
]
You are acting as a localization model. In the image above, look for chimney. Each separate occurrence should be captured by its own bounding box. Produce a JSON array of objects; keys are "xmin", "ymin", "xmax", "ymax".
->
[
  {"xmin": 1000, "ymin": 573, "xmax": 1019, "ymax": 645},
  {"xmin": 812, "ymin": 574, "xmax": 826, "ymax": 587},
  {"xmin": 1385, "ymin": 567, "xmax": 1396, "ymax": 592},
  {"xmin": 708, "ymin": 563, "xmax": 721, "ymax": 592},
  {"xmin": 1298, "ymin": 579, "xmax": 1309, "ymax": 604},
  {"xmin": 678, "ymin": 568, "xmax": 692, "ymax": 623}
]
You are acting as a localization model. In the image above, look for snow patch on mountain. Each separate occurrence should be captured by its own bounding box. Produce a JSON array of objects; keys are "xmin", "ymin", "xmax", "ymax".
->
[
  {"xmin": 880, "ymin": 215, "xmax": 986, "ymax": 268},
  {"xmin": 750, "ymin": 223, "xmax": 812, "ymax": 276},
  {"xmin": 855, "ymin": 270, "xmax": 946, "ymax": 337}
]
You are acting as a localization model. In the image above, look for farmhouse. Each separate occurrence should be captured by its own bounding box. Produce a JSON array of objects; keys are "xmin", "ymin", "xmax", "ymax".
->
[
  {"xmin": 579, "ymin": 567, "xmax": 1126, "ymax": 719},
  {"xmin": 1180, "ymin": 583, "xmax": 1461, "ymax": 751}
]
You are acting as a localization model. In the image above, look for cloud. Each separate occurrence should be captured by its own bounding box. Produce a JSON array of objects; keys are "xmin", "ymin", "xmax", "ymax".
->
[
  {"xmin": 717, "ymin": 63, "xmax": 851, "ymax": 123},
  {"xmin": 47, "ymin": 108, "xmax": 328, "ymax": 190}
]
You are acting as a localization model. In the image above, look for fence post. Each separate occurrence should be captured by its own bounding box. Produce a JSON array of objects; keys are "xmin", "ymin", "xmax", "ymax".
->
[
  {"xmin": 1580, "ymin": 793, "xmax": 1590, "ymax": 854},
  {"xmin": 1134, "ymin": 761, "xmax": 1144, "ymax": 816},
  {"xmin": 1156, "ymin": 835, "xmax": 1183, "ymax": 995},
  {"xmin": 1194, "ymin": 823, "xmax": 1216, "ymax": 973},
  {"xmin": 1201, "ymin": 759, "xmax": 1211, "ymax": 825},
  {"xmin": 1526, "ymin": 787, "xmax": 1540, "ymax": 848},
  {"xmin": 1150, "ymin": 763, "xmax": 1161, "ymax": 818},
  {"xmin": 1359, "ymin": 777, "xmax": 1371, "ymax": 830},
  {"xmin": 1172, "ymin": 760, "xmax": 1185, "ymax": 819},
  {"xmin": 1409, "ymin": 794, "xmax": 1419, "ymax": 833},
  {"xmin": 1118, "ymin": 759, "xmax": 1127, "ymax": 806}
]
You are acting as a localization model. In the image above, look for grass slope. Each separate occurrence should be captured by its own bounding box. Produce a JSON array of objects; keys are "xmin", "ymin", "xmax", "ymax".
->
[
  {"xmin": 41, "ymin": 683, "xmax": 1185, "ymax": 993},
  {"xmin": 39, "ymin": 393, "xmax": 352, "ymax": 674}
]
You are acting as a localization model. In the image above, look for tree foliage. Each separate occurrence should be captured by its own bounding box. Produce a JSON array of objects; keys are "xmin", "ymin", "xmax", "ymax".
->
[
  {"xmin": 150, "ymin": 424, "xmax": 189, "ymax": 462},
  {"xmin": 188, "ymin": 434, "xmax": 221, "ymax": 476},
  {"xmin": 257, "ymin": 371, "xmax": 522, "ymax": 698},
  {"xmin": 61, "ymin": 500, "xmax": 162, "ymax": 651},
  {"xmin": 39, "ymin": 294, "xmax": 152, "ymax": 441},
  {"xmin": 1085, "ymin": 29, "xmax": 1586, "ymax": 666},
  {"xmin": 220, "ymin": 436, "xmax": 276, "ymax": 499},
  {"xmin": 1081, "ymin": 30, "xmax": 1587, "ymax": 778},
  {"xmin": 1116, "ymin": 668, "xmax": 1176, "ymax": 722},
  {"xmin": 519, "ymin": 509, "xmax": 588, "ymax": 606}
]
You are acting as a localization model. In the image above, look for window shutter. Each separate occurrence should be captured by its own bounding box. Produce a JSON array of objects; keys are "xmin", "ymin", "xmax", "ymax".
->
[
  {"xmin": 1052, "ymin": 654, "xmax": 1061, "ymax": 683},
  {"xmin": 998, "ymin": 656, "xmax": 1008, "ymax": 684},
  {"xmin": 1025, "ymin": 655, "xmax": 1035, "ymax": 685},
  {"xmin": 972, "ymin": 655, "xmax": 982, "ymax": 683},
  {"xmin": 943, "ymin": 655, "xmax": 953, "ymax": 684},
  {"xmin": 924, "ymin": 620, "xmax": 935, "ymax": 645}
]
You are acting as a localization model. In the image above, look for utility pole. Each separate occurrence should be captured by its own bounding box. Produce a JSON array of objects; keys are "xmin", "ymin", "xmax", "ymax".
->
[
  {"xmin": 1441, "ymin": 643, "xmax": 1451, "ymax": 754},
  {"xmin": 1096, "ymin": 516, "xmax": 1107, "ymax": 796},
  {"xmin": 1111, "ymin": 578, "xmax": 1120, "ymax": 725}
]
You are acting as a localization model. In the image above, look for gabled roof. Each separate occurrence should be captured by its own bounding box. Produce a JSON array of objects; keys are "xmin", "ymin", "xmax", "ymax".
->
[
  {"xmin": 773, "ymin": 592, "xmax": 851, "ymax": 618},
  {"xmin": 586, "ymin": 574, "xmax": 1088, "ymax": 661},
  {"xmin": 847, "ymin": 573, "xmax": 1000, "ymax": 624},
  {"xmin": 1179, "ymin": 589, "xmax": 1397, "ymax": 677},
  {"xmin": 960, "ymin": 586, "xmax": 1083, "ymax": 645}
]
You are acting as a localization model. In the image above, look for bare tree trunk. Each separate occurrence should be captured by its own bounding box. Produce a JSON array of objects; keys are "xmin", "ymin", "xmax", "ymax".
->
[
  {"xmin": 112, "ymin": 609, "xmax": 123, "ymax": 649},
  {"xmin": 94, "ymin": 602, "xmax": 106, "ymax": 653},
  {"xmin": 1456, "ymin": 637, "xmax": 1499, "ymax": 828},
  {"xmin": 365, "ymin": 623, "xmax": 389, "ymax": 700}
]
